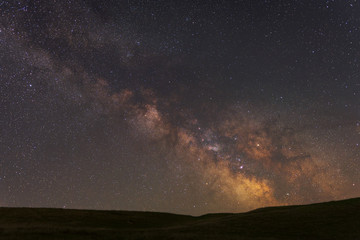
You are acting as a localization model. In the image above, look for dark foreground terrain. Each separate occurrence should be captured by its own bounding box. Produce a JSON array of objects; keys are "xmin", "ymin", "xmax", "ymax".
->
[{"xmin": 0, "ymin": 198, "xmax": 359, "ymax": 240}]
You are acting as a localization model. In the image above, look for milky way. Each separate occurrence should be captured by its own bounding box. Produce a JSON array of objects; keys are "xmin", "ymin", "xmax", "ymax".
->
[{"xmin": 0, "ymin": 0, "xmax": 359, "ymax": 215}]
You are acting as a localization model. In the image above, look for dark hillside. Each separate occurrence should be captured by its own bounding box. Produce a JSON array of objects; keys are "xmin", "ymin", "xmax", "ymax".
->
[{"xmin": 0, "ymin": 198, "xmax": 359, "ymax": 239}]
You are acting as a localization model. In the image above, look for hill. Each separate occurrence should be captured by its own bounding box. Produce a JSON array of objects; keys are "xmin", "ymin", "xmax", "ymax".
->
[{"xmin": 0, "ymin": 198, "xmax": 359, "ymax": 239}]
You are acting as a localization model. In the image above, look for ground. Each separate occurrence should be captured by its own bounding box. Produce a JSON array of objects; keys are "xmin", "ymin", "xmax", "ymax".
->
[{"xmin": 0, "ymin": 198, "xmax": 359, "ymax": 239}]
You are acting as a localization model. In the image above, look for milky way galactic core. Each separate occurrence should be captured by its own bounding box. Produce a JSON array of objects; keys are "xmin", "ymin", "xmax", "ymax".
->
[{"xmin": 0, "ymin": 0, "xmax": 359, "ymax": 215}]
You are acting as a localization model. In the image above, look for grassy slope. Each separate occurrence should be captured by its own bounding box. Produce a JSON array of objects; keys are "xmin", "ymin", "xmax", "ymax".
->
[{"xmin": 0, "ymin": 198, "xmax": 359, "ymax": 239}]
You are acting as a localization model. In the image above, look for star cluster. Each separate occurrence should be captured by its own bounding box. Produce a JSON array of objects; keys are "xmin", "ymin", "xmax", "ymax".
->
[{"xmin": 0, "ymin": 0, "xmax": 359, "ymax": 215}]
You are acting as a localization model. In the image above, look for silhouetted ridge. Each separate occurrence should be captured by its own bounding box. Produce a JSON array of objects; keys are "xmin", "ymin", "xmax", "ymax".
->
[{"xmin": 0, "ymin": 197, "xmax": 359, "ymax": 239}]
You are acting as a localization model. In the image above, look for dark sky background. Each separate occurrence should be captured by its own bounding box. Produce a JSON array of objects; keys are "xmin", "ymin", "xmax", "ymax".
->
[{"xmin": 0, "ymin": 0, "xmax": 359, "ymax": 215}]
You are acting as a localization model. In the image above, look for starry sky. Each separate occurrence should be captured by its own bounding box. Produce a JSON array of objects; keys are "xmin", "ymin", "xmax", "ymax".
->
[{"xmin": 0, "ymin": 0, "xmax": 359, "ymax": 215}]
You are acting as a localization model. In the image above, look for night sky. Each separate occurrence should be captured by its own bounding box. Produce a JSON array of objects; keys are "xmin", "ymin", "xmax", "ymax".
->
[{"xmin": 0, "ymin": 0, "xmax": 359, "ymax": 215}]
